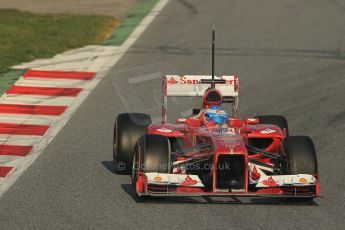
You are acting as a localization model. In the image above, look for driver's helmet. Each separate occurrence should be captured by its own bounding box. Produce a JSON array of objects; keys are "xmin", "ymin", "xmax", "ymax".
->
[{"xmin": 204, "ymin": 106, "xmax": 229, "ymax": 125}]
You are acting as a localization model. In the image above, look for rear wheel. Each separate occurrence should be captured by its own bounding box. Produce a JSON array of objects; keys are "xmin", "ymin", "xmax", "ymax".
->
[
  {"xmin": 283, "ymin": 136, "xmax": 318, "ymax": 201},
  {"xmin": 132, "ymin": 134, "xmax": 171, "ymax": 194},
  {"xmin": 256, "ymin": 115, "xmax": 289, "ymax": 136},
  {"xmin": 113, "ymin": 113, "xmax": 151, "ymax": 175}
]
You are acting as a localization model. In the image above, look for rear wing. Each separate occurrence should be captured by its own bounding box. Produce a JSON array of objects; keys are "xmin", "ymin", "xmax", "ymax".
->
[
  {"xmin": 164, "ymin": 75, "xmax": 239, "ymax": 97},
  {"xmin": 162, "ymin": 75, "xmax": 239, "ymax": 123}
]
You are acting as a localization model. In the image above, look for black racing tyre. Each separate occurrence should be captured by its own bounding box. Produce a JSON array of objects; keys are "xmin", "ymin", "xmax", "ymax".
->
[
  {"xmin": 132, "ymin": 134, "xmax": 171, "ymax": 188},
  {"xmin": 283, "ymin": 136, "xmax": 318, "ymax": 175},
  {"xmin": 192, "ymin": 108, "xmax": 200, "ymax": 115},
  {"xmin": 113, "ymin": 113, "xmax": 151, "ymax": 175},
  {"xmin": 283, "ymin": 136, "xmax": 318, "ymax": 201},
  {"xmin": 256, "ymin": 115, "xmax": 289, "ymax": 136}
]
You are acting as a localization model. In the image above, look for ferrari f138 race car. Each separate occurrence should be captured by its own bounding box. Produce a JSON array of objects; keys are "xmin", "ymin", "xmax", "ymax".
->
[
  {"xmin": 113, "ymin": 73, "xmax": 319, "ymax": 200},
  {"xmin": 113, "ymin": 30, "xmax": 319, "ymax": 200}
]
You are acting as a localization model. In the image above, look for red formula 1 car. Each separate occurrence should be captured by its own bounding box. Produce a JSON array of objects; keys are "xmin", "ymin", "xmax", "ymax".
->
[
  {"xmin": 113, "ymin": 74, "xmax": 319, "ymax": 200},
  {"xmin": 113, "ymin": 28, "xmax": 319, "ymax": 200}
]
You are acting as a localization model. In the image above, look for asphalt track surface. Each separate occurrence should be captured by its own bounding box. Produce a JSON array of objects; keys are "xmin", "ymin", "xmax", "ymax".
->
[{"xmin": 1, "ymin": 0, "xmax": 345, "ymax": 229}]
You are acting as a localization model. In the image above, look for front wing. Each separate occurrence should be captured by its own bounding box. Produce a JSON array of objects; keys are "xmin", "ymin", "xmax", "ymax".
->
[{"xmin": 135, "ymin": 173, "xmax": 320, "ymax": 198}]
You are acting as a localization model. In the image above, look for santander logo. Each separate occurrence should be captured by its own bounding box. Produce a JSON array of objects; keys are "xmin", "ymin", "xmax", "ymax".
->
[
  {"xmin": 262, "ymin": 176, "xmax": 278, "ymax": 187},
  {"xmin": 180, "ymin": 175, "xmax": 197, "ymax": 186},
  {"xmin": 167, "ymin": 76, "xmax": 235, "ymax": 85},
  {"xmin": 167, "ymin": 77, "xmax": 178, "ymax": 84}
]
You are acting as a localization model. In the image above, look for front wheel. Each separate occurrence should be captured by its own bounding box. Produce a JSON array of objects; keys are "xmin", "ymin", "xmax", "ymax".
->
[
  {"xmin": 132, "ymin": 134, "xmax": 172, "ymax": 195},
  {"xmin": 283, "ymin": 136, "xmax": 318, "ymax": 201},
  {"xmin": 283, "ymin": 136, "xmax": 318, "ymax": 175}
]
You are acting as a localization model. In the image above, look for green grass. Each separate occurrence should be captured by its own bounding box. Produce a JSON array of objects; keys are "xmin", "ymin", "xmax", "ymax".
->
[
  {"xmin": 0, "ymin": 9, "xmax": 119, "ymax": 74},
  {"xmin": 0, "ymin": 69, "xmax": 26, "ymax": 95},
  {"xmin": 104, "ymin": 0, "xmax": 159, "ymax": 46}
]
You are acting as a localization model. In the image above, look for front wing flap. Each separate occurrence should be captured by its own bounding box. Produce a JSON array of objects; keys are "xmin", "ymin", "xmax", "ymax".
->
[{"xmin": 136, "ymin": 173, "xmax": 319, "ymax": 198}]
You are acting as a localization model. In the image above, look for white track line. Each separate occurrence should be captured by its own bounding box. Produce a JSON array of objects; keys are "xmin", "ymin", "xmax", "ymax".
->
[
  {"xmin": 0, "ymin": 0, "xmax": 170, "ymax": 197},
  {"xmin": 0, "ymin": 134, "xmax": 42, "ymax": 147},
  {"xmin": 2, "ymin": 94, "xmax": 76, "ymax": 101},
  {"xmin": 15, "ymin": 77, "xmax": 89, "ymax": 88},
  {"xmin": 0, "ymin": 94, "xmax": 75, "ymax": 106},
  {"xmin": 0, "ymin": 114, "xmax": 58, "ymax": 125},
  {"xmin": 0, "ymin": 138, "xmax": 41, "ymax": 147},
  {"xmin": 14, "ymin": 46, "xmax": 120, "ymax": 72},
  {"xmin": 0, "ymin": 156, "xmax": 26, "ymax": 168},
  {"xmin": 0, "ymin": 134, "xmax": 43, "ymax": 141}
]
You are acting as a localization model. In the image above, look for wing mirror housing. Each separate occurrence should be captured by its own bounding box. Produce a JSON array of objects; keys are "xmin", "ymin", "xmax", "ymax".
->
[{"xmin": 244, "ymin": 118, "xmax": 259, "ymax": 125}]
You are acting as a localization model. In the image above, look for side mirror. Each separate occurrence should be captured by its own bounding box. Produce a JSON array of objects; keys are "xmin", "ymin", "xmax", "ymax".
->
[
  {"xmin": 176, "ymin": 118, "xmax": 187, "ymax": 123},
  {"xmin": 244, "ymin": 118, "xmax": 259, "ymax": 125}
]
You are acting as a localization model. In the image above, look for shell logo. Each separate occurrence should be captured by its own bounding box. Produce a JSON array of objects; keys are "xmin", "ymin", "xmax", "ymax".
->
[
  {"xmin": 299, "ymin": 178, "xmax": 307, "ymax": 183},
  {"xmin": 154, "ymin": 176, "xmax": 162, "ymax": 182}
]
